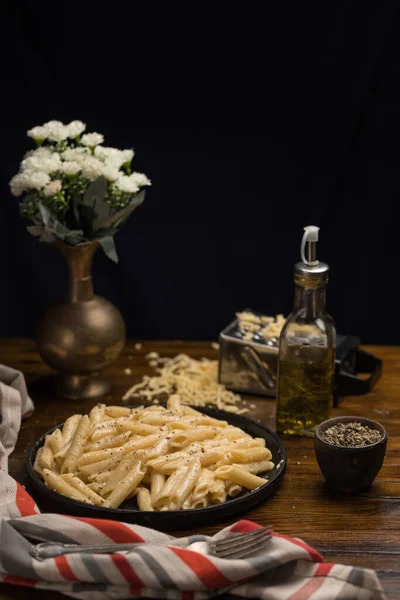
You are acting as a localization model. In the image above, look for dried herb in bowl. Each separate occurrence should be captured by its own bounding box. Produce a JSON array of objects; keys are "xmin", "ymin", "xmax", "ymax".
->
[{"xmin": 321, "ymin": 421, "xmax": 382, "ymax": 448}]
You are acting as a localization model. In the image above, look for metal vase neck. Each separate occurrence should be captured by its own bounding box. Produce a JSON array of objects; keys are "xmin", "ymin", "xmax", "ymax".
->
[{"xmin": 55, "ymin": 240, "xmax": 99, "ymax": 303}]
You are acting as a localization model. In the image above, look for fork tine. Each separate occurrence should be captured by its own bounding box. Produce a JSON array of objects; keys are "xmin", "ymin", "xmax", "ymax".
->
[
  {"xmin": 216, "ymin": 534, "xmax": 272, "ymax": 559},
  {"xmin": 214, "ymin": 525, "xmax": 272, "ymax": 549},
  {"xmin": 215, "ymin": 530, "xmax": 272, "ymax": 555}
]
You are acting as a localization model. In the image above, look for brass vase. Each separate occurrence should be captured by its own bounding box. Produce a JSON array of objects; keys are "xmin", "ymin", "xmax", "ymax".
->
[{"xmin": 36, "ymin": 240, "xmax": 126, "ymax": 400}]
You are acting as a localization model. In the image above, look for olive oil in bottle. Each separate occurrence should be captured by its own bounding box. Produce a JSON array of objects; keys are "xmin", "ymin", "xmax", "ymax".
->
[{"xmin": 276, "ymin": 226, "xmax": 336, "ymax": 436}]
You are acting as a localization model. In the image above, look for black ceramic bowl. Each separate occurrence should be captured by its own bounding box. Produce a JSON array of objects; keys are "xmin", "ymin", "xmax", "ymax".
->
[
  {"xmin": 27, "ymin": 406, "xmax": 286, "ymax": 530},
  {"xmin": 314, "ymin": 416, "xmax": 387, "ymax": 493}
]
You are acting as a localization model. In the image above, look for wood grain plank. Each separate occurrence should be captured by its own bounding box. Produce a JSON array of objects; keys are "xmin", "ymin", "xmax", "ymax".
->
[{"xmin": 0, "ymin": 339, "xmax": 399, "ymax": 599}]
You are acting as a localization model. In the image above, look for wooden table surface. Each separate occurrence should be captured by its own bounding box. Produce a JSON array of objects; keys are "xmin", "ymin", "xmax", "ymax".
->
[{"xmin": 0, "ymin": 339, "xmax": 399, "ymax": 599}]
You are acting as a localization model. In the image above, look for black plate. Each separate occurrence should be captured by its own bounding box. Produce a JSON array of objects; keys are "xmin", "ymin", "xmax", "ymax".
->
[{"xmin": 26, "ymin": 406, "xmax": 286, "ymax": 530}]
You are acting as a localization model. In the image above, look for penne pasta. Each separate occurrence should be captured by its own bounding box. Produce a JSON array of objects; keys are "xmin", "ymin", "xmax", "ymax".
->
[
  {"xmin": 153, "ymin": 465, "xmax": 188, "ymax": 508},
  {"xmin": 62, "ymin": 415, "xmax": 82, "ymax": 444},
  {"xmin": 86, "ymin": 481, "xmax": 105, "ymax": 495},
  {"xmin": 54, "ymin": 440, "xmax": 72, "ymax": 463},
  {"xmin": 105, "ymin": 405, "xmax": 132, "ymax": 418},
  {"xmin": 88, "ymin": 470, "xmax": 112, "ymax": 484},
  {"xmin": 100, "ymin": 451, "xmax": 139, "ymax": 495},
  {"xmin": 226, "ymin": 482, "xmax": 243, "ymax": 497},
  {"xmin": 167, "ymin": 394, "xmax": 182, "ymax": 411},
  {"xmin": 61, "ymin": 473, "xmax": 105, "ymax": 505},
  {"xmin": 33, "ymin": 447, "xmax": 43, "ymax": 476},
  {"xmin": 140, "ymin": 414, "xmax": 180, "ymax": 426},
  {"xmin": 34, "ymin": 399, "xmax": 274, "ymax": 512},
  {"xmin": 43, "ymin": 469, "xmax": 91, "ymax": 503},
  {"xmin": 169, "ymin": 427, "xmax": 219, "ymax": 448},
  {"xmin": 61, "ymin": 415, "xmax": 91, "ymax": 474},
  {"xmin": 90, "ymin": 423, "xmax": 119, "ymax": 441},
  {"xmin": 150, "ymin": 472, "xmax": 165, "ymax": 505},
  {"xmin": 40, "ymin": 438, "xmax": 55, "ymax": 470},
  {"xmin": 89, "ymin": 404, "xmax": 106, "ymax": 425},
  {"xmin": 192, "ymin": 468, "xmax": 213, "ymax": 502},
  {"xmin": 229, "ymin": 447, "xmax": 272, "ymax": 464},
  {"xmin": 77, "ymin": 446, "xmax": 127, "ymax": 467},
  {"xmin": 85, "ymin": 431, "xmax": 131, "ymax": 453},
  {"xmin": 233, "ymin": 460, "xmax": 275, "ymax": 474},
  {"xmin": 209, "ymin": 478, "xmax": 227, "ymax": 504},
  {"xmin": 170, "ymin": 457, "xmax": 201, "ymax": 508},
  {"xmin": 116, "ymin": 422, "xmax": 158, "ymax": 436},
  {"xmin": 214, "ymin": 465, "xmax": 267, "ymax": 490},
  {"xmin": 143, "ymin": 437, "xmax": 170, "ymax": 462},
  {"xmin": 136, "ymin": 487, "xmax": 154, "ymax": 511},
  {"xmin": 103, "ymin": 460, "xmax": 146, "ymax": 508},
  {"xmin": 48, "ymin": 429, "xmax": 65, "ymax": 454}
]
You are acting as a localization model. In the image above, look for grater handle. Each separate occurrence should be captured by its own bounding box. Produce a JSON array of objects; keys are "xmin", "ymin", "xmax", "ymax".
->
[{"xmin": 241, "ymin": 346, "xmax": 276, "ymax": 390}]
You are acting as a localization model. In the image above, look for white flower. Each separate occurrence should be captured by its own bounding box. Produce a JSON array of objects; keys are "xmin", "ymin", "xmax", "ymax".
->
[
  {"xmin": 10, "ymin": 170, "xmax": 51, "ymax": 195},
  {"xmin": 116, "ymin": 174, "xmax": 139, "ymax": 194},
  {"xmin": 67, "ymin": 120, "xmax": 86, "ymax": 138},
  {"xmin": 43, "ymin": 180, "xmax": 62, "ymax": 197},
  {"xmin": 120, "ymin": 149, "xmax": 134, "ymax": 164},
  {"xmin": 27, "ymin": 171, "xmax": 51, "ymax": 190},
  {"xmin": 130, "ymin": 172, "xmax": 151, "ymax": 187},
  {"xmin": 43, "ymin": 120, "xmax": 69, "ymax": 142},
  {"xmin": 62, "ymin": 147, "xmax": 90, "ymax": 163},
  {"xmin": 101, "ymin": 164, "xmax": 120, "ymax": 181},
  {"xmin": 21, "ymin": 148, "xmax": 61, "ymax": 174},
  {"xmin": 80, "ymin": 156, "xmax": 104, "ymax": 180},
  {"xmin": 60, "ymin": 161, "xmax": 81, "ymax": 175},
  {"xmin": 81, "ymin": 132, "xmax": 104, "ymax": 147},
  {"xmin": 10, "ymin": 173, "xmax": 30, "ymax": 197},
  {"xmin": 95, "ymin": 146, "xmax": 134, "ymax": 167},
  {"xmin": 27, "ymin": 125, "xmax": 48, "ymax": 141}
]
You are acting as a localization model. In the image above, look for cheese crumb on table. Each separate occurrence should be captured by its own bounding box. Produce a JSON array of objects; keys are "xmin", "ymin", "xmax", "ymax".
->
[{"xmin": 122, "ymin": 352, "xmax": 246, "ymax": 413}]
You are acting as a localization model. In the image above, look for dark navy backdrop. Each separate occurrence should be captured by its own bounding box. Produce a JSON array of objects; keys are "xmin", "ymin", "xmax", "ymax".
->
[{"xmin": 0, "ymin": 4, "xmax": 398, "ymax": 342}]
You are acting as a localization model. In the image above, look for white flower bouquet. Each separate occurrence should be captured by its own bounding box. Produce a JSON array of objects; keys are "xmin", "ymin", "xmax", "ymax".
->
[{"xmin": 10, "ymin": 120, "xmax": 151, "ymax": 261}]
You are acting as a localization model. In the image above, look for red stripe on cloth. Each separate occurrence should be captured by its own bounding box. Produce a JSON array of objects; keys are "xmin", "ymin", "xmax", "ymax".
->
[
  {"xmin": 15, "ymin": 483, "xmax": 38, "ymax": 516},
  {"xmin": 272, "ymin": 532, "xmax": 324, "ymax": 563},
  {"xmin": 315, "ymin": 563, "xmax": 334, "ymax": 576},
  {"xmin": 111, "ymin": 554, "xmax": 143, "ymax": 590},
  {"xmin": 182, "ymin": 592, "xmax": 194, "ymax": 600},
  {"xmin": 288, "ymin": 577, "xmax": 324, "ymax": 600},
  {"xmin": 287, "ymin": 562, "xmax": 334, "ymax": 600},
  {"xmin": 170, "ymin": 547, "xmax": 231, "ymax": 590},
  {"xmin": 3, "ymin": 575, "xmax": 36, "ymax": 587},
  {"xmin": 65, "ymin": 516, "xmax": 144, "ymax": 543},
  {"xmin": 54, "ymin": 555, "xmax": 78, "ymax": 580},
  {"xmin": 230, "ymin": 520, "xmax": 261, "ymax": 533}
]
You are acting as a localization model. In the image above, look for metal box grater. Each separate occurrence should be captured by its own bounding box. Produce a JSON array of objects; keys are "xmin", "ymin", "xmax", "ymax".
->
[{"xmin": 218, "ymin": 310, "xmax": 382, "ymax": 406}]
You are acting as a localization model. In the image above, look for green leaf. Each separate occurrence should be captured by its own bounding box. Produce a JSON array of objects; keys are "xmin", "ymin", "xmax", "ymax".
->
[
  {"xmin": 83, "ymin": 177, "xmax": 108, "ymax": 210},
  {"xmin": 93, "ymin": 190, "xmax": 145, "ymax": 232},
  {"xmin": 27, "ymin": 225, "xmax": 57, "ymax": 243},
  {"xmin": 38, "ymin": 203, "xmax": 52, "ymax": 227},
  {"xmin": 78, "ymin": 204, "xmax": 96, "ymax": 238},
  {"xmin": 65, "ymin": 233, "xmax": 85, "ymax": 246},
  {"xmin": 70, "ymin": 194, "xmax": 82, "ymax": 229},
  {"xmin": 99, "ymin": 236, "xmax": 118, "ymax": 263}
]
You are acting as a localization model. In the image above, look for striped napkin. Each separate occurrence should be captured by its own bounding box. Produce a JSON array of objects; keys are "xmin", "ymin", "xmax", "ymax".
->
[{"xmin": 0, "ymin": 366, "xmax": 387, "ymax": 600}]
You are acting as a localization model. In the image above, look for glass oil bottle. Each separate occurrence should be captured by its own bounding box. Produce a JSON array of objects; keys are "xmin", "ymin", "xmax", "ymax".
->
[{"xmin": 276, "ymin": 226, "xmax": 336, "ymax": 436}]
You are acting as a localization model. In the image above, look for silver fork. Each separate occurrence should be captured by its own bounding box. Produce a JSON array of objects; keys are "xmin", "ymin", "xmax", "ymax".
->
[
  {"xmin": 209, "ymin": 525, "xmax": 272, "ymax": 559},
  {"xmin": 30, "ymin": 525, "xmax": 272, "ymax": 561}
]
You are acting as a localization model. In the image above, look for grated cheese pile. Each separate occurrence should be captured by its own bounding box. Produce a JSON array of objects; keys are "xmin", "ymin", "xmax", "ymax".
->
[
  {"xmin": 236, "ymin": 312, "xmax": 286, "ymax": 343},
  {"xmin": 122, "ymin": 352, "xmax": 247, "ymax": 413}
]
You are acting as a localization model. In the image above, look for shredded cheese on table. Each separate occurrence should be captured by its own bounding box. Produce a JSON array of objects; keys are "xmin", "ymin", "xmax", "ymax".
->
[{"xmin": 122, "ymin": 353, "xmax": 247, "ymax": 413}]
